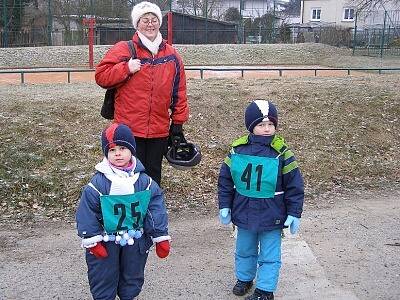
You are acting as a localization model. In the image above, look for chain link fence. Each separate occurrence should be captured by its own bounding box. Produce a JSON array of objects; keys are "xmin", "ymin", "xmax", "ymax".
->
[
  {"xmin": 352, "ymin": 10, "xmax": 400, "ymax": 57},
  {"xmin": 0, "ymin": 0, "xmax": 291, "ymax": 47}
]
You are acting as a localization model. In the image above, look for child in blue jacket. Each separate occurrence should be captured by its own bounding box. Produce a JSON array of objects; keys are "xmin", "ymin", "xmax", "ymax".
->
[
  {"xmin": 76, "ymin": 123, "xmax": 171, "ymax": 300},
  {"xmin": 218, "ymin": 100, "xmax": 304, "ymax": 300}
]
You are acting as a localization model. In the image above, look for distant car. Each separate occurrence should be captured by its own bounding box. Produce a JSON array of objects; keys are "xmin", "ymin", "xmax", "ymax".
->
[{"xmin": 246, "ymin": 35, "xmax": 262, "ymax": 44}]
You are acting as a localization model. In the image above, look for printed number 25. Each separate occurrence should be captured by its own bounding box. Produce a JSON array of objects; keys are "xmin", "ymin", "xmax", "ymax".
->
[
  {"xmin": 241, "ymin": 163, "xmax": 263, "ymax": 191},
  {"xmin": 114, "ymin": 202, "xmax": 141, "ymax": 231}
]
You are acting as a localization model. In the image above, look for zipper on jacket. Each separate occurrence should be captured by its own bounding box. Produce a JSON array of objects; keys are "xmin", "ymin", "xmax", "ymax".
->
[{"xmin": 146, "ymin": 55, "xmax": 155, "ymax": 137}]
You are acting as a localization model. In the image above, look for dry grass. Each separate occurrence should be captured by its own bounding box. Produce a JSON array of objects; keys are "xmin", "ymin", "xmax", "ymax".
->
[{"xmin": 0, "ymin": 74, "xmax": 399, "ymax": 222}]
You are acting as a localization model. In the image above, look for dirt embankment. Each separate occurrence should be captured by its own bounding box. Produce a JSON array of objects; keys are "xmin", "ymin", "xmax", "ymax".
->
[
  {"xmin": 0, "ymin": 75, "xmax": 399, "ymax": 222},
  {"xmin": 1, "ymin": 43, "xmax": 399, "ymax": 69}
]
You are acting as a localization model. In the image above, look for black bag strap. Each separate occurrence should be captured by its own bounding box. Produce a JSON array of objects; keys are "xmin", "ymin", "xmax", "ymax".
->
[{"xmin": 127, "ymin": 40, "xmax": 136, "ymax": 59}]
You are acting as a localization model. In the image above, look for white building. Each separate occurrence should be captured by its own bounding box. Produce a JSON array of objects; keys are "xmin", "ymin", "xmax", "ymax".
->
[
  {"xmin": 300, "ymin": 0, "xmax": 400, "ymax": 28},
  {"xmin": 172, "ymin": 0, "xmax": 288, "ymax": 20},
  {"xmin": 300, "ymin": 0, "xmax": 356, "ymax": 27}
]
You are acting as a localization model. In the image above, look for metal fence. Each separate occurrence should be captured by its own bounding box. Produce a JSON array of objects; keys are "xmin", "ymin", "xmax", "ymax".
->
[
  {"xmin": 0, "ymin": 0, "xmax": 287, "ymax": 47},
  {"xmin": 2, "ymin": 67, "xmax": 400, "ymax": 84},
  {"xmin": 1, "ymin": 0, "xmax": 399, "ymax": 58},
  {"xmin": 0, "ymin": 29, "xmax": 89, "ymax": 47},
  {"xmin": 353, "ymin": 10, "xmax": 400, "ymax": 57}
]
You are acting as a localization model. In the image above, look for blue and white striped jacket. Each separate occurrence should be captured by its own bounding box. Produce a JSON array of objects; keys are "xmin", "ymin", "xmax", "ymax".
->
[{"xmin": 218, "ymin": 134, "xmax": 304, "ymax": 232}]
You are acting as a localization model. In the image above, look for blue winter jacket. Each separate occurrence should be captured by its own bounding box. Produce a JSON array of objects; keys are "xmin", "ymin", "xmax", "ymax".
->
[
  {"xmin": 218, "ymin": 134, "xmax": 304, "ymax": 232},
  {"xmin": 75, "ymin": 158, "xmax": 169, "ymax": 243}
]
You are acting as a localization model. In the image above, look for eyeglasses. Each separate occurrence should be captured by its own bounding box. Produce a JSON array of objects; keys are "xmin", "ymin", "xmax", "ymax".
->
[{"xmin": 140, "ymin": 18, "xmax": 159, "ymax": 25}]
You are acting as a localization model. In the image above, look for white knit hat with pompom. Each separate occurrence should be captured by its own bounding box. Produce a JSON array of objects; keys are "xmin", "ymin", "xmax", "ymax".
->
[{"xmin": 131, "ymin": 1, "xmax": 162, "ymax": 29}]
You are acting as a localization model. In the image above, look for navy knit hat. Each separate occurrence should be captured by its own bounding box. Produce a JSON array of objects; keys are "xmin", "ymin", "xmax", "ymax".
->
[
  {"xmin": 101, "ymin": 123, "xmax": 136, "ymax": 157},
  {"xmin": 245, "ymin": 100, "xmax": 278, "ymax": 133}
]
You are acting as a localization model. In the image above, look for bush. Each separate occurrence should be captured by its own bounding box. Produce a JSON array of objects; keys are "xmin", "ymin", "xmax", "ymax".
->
[{"xmin": 317, "ymin": 26, "xmax": 352, "ymax": 47}]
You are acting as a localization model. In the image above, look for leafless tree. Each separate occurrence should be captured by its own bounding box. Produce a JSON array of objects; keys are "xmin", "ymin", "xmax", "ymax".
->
[
  {"xmin": 175, "ymin": 0, "xmax": 223, "ymax": 18},
  {"xmin": 282, "ymin": 0, "xmax": 301, "ymax": 15},
  {"xmin": 350, "ymin": 0, "xmax": 400, "ymax": 11}
]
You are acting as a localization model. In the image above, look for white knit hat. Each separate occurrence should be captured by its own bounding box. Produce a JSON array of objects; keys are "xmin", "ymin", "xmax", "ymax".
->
[{"xmin": 131, "ymin": 1, "xmax": 163, "ymax": 29}]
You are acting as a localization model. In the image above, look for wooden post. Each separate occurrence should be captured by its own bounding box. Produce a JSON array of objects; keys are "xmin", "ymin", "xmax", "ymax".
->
[{"xmin": 83, "ymin": 18, "xmax": 96, "ymax": 69}]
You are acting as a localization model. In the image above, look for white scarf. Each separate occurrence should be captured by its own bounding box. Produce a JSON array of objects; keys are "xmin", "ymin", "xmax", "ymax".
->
[
  {"xmin": 138, "ymin": 31, "xmax": 163, "ymax": 55},
  {"xmin": 95, "ymin": 157, "xmax": 139, "ymax": 195}
]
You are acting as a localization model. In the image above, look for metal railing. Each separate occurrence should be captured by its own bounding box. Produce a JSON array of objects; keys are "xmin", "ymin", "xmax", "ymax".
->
[
  {"xmin": 186, "ymin": 67, "xmax": 400, "ymax": 78},
  {"xmin": 0, "ymin": 68, "xmax": 94, "ymax": 84},
  {"xmin": 0, "ymin": 67, "xmax": 400, "ymax": 84}
]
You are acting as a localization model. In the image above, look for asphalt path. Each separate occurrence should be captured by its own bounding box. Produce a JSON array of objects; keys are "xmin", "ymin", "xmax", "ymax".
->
[{"xmin": 0, "ymin": 217, "xmax": 359, "ymax": 300}]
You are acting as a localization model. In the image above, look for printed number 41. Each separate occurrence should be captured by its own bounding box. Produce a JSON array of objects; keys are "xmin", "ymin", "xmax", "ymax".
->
[{"xmin": 241, "ymin": 163, "xmax": 263, "ymax": 191}]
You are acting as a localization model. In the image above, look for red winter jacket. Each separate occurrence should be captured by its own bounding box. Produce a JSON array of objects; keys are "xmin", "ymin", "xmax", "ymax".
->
[{"xmin": 95, "ymin": 33, "xmax": 189, "ymax": 138}]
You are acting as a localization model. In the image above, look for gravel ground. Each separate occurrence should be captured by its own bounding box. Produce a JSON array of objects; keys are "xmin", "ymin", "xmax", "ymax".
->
[{"xmin": 0, "ymin": 190, "xmax": 399, "ymax": 300}]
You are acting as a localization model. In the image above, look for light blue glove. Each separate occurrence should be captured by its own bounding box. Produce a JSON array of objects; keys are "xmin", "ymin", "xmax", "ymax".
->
[
  {"xmin": 219, "ymin": 208, "xmax": 231, "ymax": 225},
  {"xmin": 284, "ymin": 215, "xmax": 300, "ymax": 234}
]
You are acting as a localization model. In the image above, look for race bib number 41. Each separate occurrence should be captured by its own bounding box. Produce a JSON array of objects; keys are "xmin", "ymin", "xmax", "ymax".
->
[{"xmin": 231, "ymin": 153, "xmax": 279, "ymax": 198}]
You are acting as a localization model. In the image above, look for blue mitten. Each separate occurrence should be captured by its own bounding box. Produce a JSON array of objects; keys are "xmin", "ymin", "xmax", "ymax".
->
[
  {"xmin": 219, "ymin": 208, "xmax": 231, "ymax": 225},
  {"xmin": 284, "ymin": 215, "xmax": 300, "ymax": 234}
]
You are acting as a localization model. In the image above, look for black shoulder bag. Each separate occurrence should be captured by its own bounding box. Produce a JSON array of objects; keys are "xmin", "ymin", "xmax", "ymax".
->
[{"xmin": 100, "ymin": 40, "xmax": 136, "ymax": 120}]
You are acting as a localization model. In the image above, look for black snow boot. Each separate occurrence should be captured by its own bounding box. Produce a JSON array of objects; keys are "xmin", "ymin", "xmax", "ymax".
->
[
  {"xmin": 245, "ymin": 288, "xmax": 274, "ymax": 300},
  {"xmin": 232, "ymin": 280, "xmax": 253, "ymax": 296}
]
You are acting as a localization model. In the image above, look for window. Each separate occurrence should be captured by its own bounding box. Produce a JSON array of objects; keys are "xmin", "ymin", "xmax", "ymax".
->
[
  {"xmin": 343, "ymin": 8, "xmax": 355, "ymax": 21},
  {"xmin": 311, "ymin": 8, "xmax": 321, "ymax": 21}
]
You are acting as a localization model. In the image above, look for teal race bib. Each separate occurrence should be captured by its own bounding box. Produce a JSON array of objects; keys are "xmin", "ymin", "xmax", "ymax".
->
[
  {"xmin": 231, "ymin": 153, "xmax": 279, "ymax": 198},
  {"xmin": 100, "ymin": 190, "xmax": 151, "ymax": 233}
]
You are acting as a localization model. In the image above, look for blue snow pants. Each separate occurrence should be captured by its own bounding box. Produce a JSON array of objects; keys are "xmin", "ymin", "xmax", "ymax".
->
[
  {"xmin": 85, "ymin": 235, "xmax": 153, "ymax": 300},
  {"xmin": 235, "ymin": 227, "xmax": 282, "ymax": 292}
]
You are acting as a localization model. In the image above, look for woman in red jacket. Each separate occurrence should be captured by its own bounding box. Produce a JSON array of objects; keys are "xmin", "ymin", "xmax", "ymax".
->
[{"xmin": 95, "ymin": 1, "xmax": 189, "ymax": 185}]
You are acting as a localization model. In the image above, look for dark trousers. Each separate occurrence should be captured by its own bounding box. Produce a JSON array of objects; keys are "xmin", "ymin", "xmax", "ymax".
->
[
  {"xmin": 135, "ymin": 137, "xmax": 168, "ymax": 186},
  {"xmin": 86, "ymin": 236, "xmax": 152, "ymax": 300}
]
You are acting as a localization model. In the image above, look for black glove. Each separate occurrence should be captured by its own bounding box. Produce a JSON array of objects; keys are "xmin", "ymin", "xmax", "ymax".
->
[
  {"xmin": 169, "ymin": 124, "xmax": 186, "ymax": 146},
  {"xmin": 170, "ymin": 123, "xmax": 183, "ymax": 135}
]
